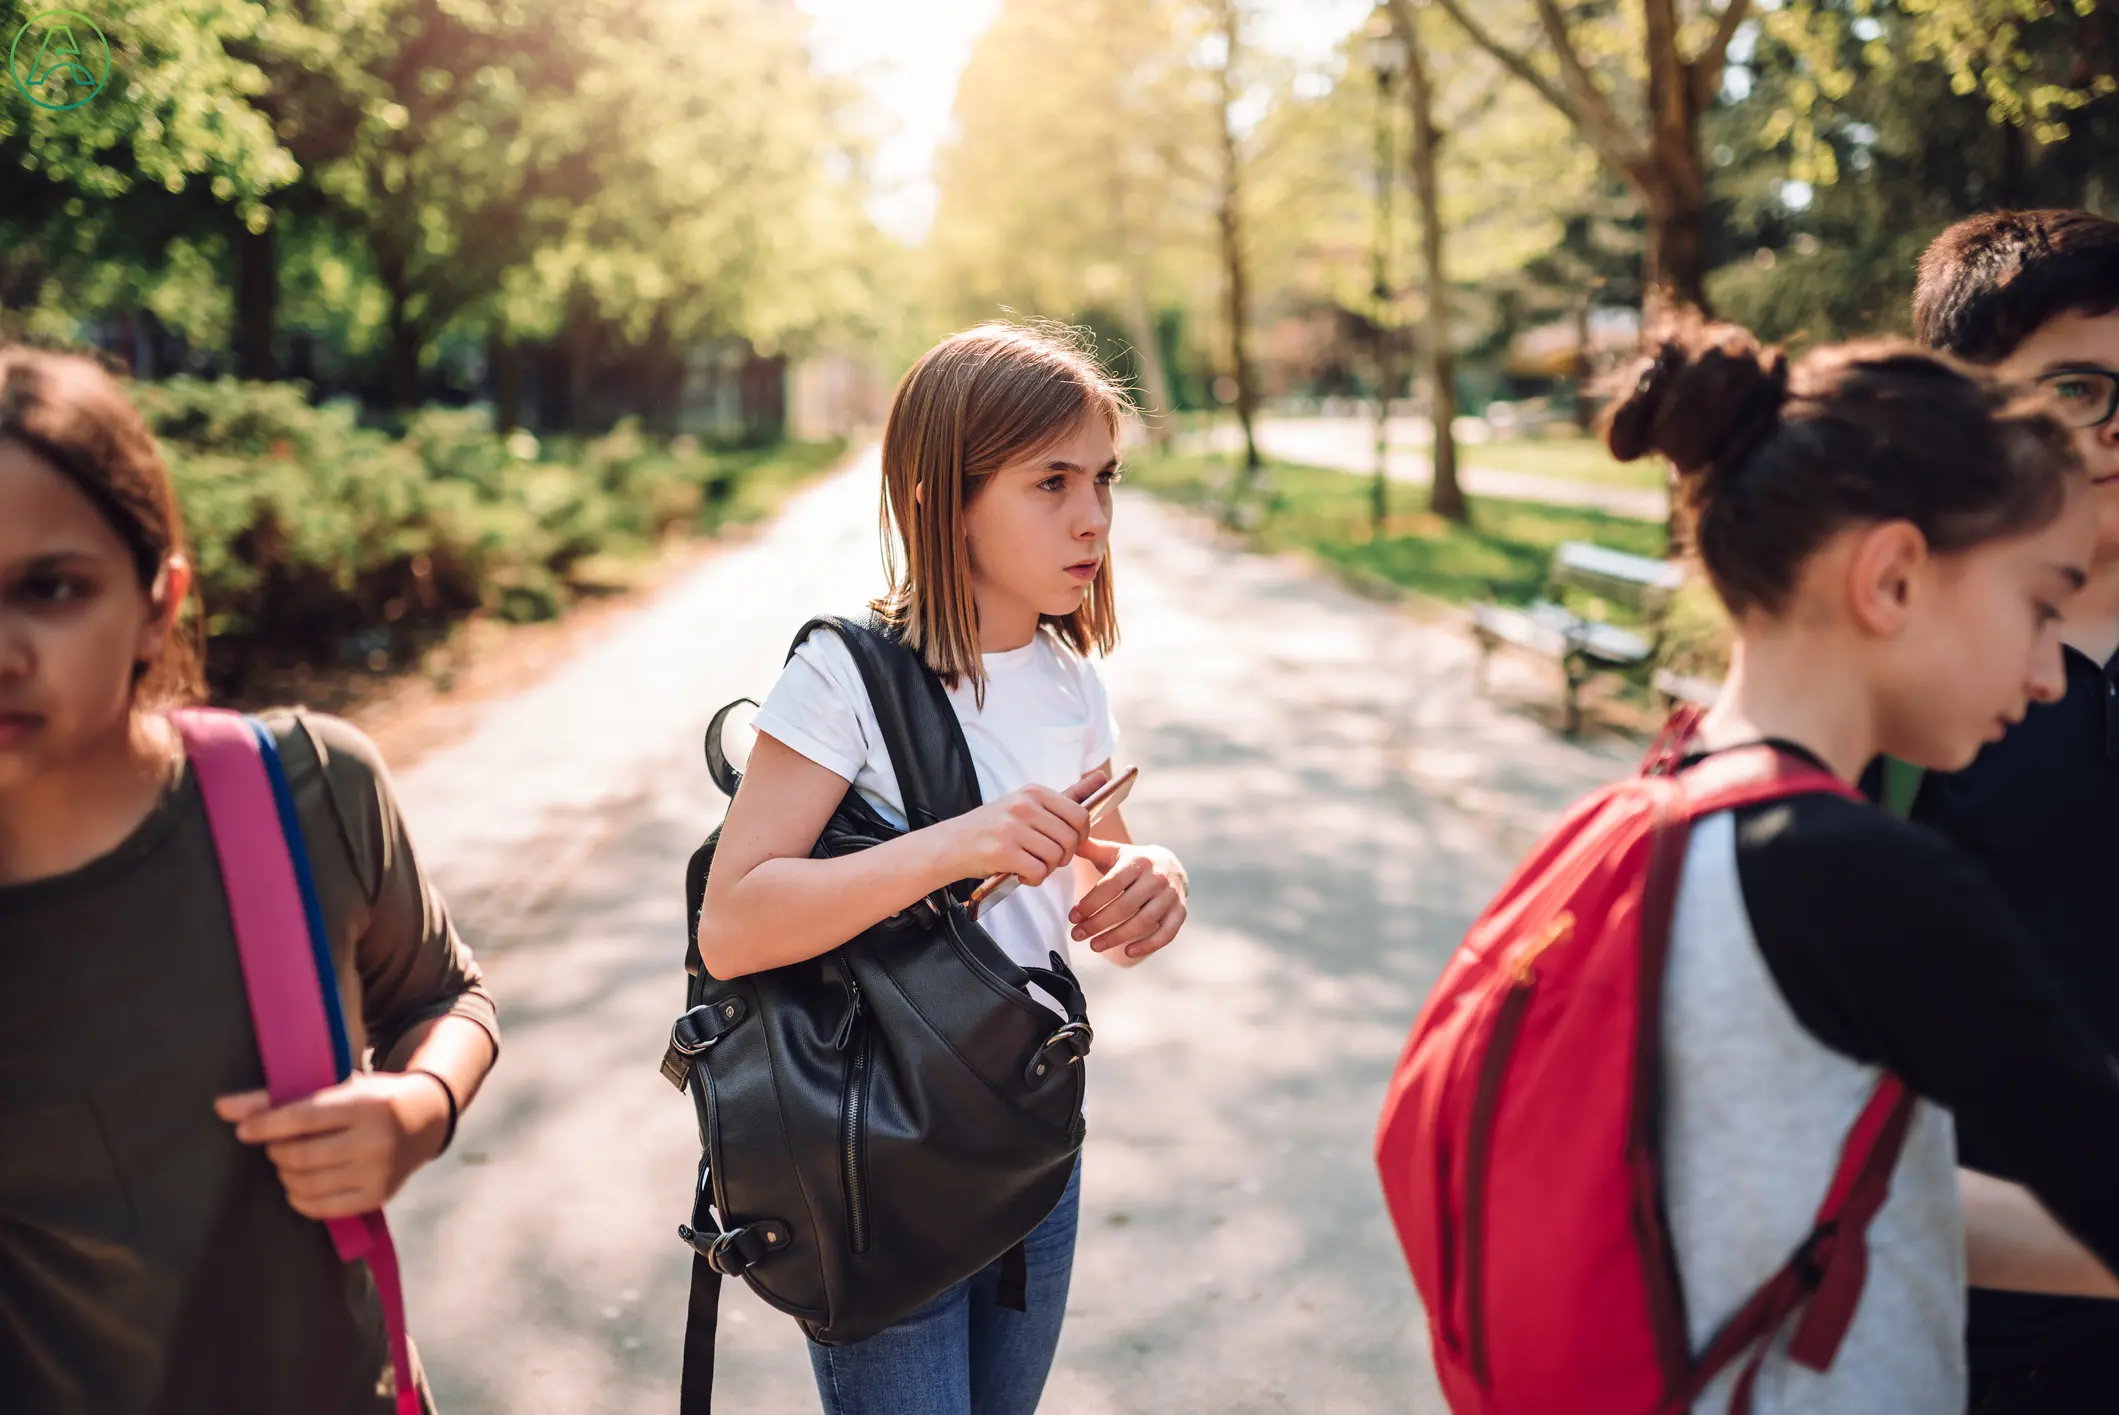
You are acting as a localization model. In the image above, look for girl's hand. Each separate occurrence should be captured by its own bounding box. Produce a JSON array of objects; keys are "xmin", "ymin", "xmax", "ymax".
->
[
  {"xmin": 213, "ymin": 1071, "xmax": 453, "ymax": 1221},
  {"xmin": 1071, "ymin": 839, "xmax": 1188, "ymax": 964},
  {"xmin": 944, "ymin": 770, "xmax": 1105, "ymax": 886}
]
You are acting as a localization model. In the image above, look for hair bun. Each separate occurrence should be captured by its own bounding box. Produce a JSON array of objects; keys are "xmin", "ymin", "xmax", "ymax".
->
[{"xmin": 1604, "ymin": 319, "xmax": 1788, "ymax": 485}]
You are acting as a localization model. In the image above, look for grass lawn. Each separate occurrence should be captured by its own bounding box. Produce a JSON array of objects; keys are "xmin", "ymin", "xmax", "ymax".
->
[
  {"xmin": 1124, "ymin": 449, "xmax": 1668, "ymax": 607},
  {"xmin": 1178, "ymin": 412, "xmax": 1667, "ymax": 488},
  {"xmin": 1461, "ymin": 432, "xmax": 1668, "ymax": 491}
]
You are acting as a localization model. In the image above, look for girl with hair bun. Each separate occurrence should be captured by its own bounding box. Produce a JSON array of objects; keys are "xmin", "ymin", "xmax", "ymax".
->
[
  {"xmin": 1380, "ymin": 318, "xmax": 2119, "ymax": 1415},
  {"xmin": 1607, "ymin": 320, "xmax": 2119, "ymax": 1412}
]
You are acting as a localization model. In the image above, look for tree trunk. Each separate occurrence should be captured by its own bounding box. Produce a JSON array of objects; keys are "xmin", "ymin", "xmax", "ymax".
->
[
  {"xmin": 1572, "ymin": 293, "xmax": 1595, "ymax": 431},
  {"xmin": 1370, "ymin": 59, "xmax": 1395, "ymax": 535},
  {"xmin": 1640, "ymin": 0, "xmax": 1712, "ymax": 320},
  {"xmin": 234, "ymin": 218, "xmax": 278, "ymax": 382},
  {"xmin": 1371, "ymin": 330, "xmax": 1397, "ymax": 531},
  {"xmin": 568, "ymin": 285, "xmax": 600, "ymax": 434},
  {"xmin": 114, "ymin": 310, "xmax": 139, "ymax": 377},
  {"xmin": 379, "ymin": 254, "xmax": 422, "ymax": 409},
  {"xmin": 641, "ymin": 306, "xmax": 683, "ymax": 437},
  {"xmin": 1997, "ymin": 120, "xmax": 2027, "ymax": 208},
  {"xmin": 386, "ymin": 313, "xmax": 421, "ymax": 410},
  {"xmin": 1403, "ymin": 18, "xmax": 1465, "ymax": 524},
  {"xmin": 135, "ymin": 309, "xmax": 168, "ymax": 381},
  {"xmin": 1213, "ymin": 0, "xmax": 1262, "ymax": 502},
  {"xmin": 487, "ymin": 320, "xmax": 521, "ymax": 433},
  {"xmin": 1121, "ymin": 274, "xmax": 1175, "ymax": 452},
  {"xmin": 1096, "ymin": 0, "xmax": 1174, "ymax": 453},
  {"xmin": 1642, "ymin": 185, "xmax": 1712, "ymax": 321}
]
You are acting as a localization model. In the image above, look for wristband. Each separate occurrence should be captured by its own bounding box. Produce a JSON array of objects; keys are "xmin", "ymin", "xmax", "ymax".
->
[{"xmin": 408, "ymin": 1067, "xmax": 460, "ymax": 1155}]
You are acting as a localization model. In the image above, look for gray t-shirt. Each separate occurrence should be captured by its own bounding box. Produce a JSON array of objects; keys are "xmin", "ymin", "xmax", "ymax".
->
[{"xmin": 1661, "ymin": 749, "xmax": 2119, "ymax": 1413}]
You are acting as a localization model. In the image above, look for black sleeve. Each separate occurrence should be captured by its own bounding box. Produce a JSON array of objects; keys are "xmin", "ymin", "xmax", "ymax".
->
[
  {"xmin": 1732, "ymin": 793, "xmax": 2119, "ymax": 1269},
  {"xmin": 1853, "ymin": 756, "xmax": 1885, "ymax": 805}
]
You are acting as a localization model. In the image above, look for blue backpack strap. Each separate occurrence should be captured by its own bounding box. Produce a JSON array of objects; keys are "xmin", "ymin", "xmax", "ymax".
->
[{"xmin": 245, "ymin": 716, "xmax": 354, "ymax": 1081}]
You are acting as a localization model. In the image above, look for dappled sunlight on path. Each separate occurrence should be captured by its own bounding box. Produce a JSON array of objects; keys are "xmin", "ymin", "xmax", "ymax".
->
[{"xmin": 386, "ymin": 456, "xmax": 1635, "ymax": 1413}]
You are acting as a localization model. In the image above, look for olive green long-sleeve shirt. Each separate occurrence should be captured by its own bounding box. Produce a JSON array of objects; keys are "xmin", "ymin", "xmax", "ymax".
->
[{"xmin": 0, "ymin": 711, "xmax": 498, "ymax": 1414}]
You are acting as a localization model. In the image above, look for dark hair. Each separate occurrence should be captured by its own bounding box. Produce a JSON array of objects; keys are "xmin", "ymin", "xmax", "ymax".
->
[
  {"xmin": 0, "ymin": 345, "xmax": 202, "ymax": 705},
  {"xmin": 1605, "ymin": 317, "xmax": 2081, "ymax": 617},
  {"xmin": 1913, "ymin": 209, "xmax": 2119, "ymax": 362}
]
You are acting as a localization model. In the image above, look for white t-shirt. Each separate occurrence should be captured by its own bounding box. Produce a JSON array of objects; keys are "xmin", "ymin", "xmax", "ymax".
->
[{"xmin": 750, "ymin": 624, "xmax": 1120, "ymax": 977}]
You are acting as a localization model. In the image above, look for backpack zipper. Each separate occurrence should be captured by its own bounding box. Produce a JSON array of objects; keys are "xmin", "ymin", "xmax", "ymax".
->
[
  {"xmin": 828, "ymin": 955, "xmax": 873, "ymax": 1255},
  {"xmin": 1462, "ymin": 913, "xmax": 1573, "ymax": 1386},
  {"xmin": 832, "ymin": 974, "xmax": 864, "ymax": 1052},
  {"xmin": 841, "ymin": 1028, "xmax": 872, "ymax": 1255}
]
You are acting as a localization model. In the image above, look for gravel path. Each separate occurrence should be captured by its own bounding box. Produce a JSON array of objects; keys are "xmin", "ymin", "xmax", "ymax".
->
[{"xmin": 384, "ymin": 447, "xmax": 1637, "ymax": 1413}]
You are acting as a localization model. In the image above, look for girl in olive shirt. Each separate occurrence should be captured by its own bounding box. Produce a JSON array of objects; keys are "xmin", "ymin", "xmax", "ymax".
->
[{"xmin": 0, "ymin": 346, "xmax": 498, "ymax": 1413}]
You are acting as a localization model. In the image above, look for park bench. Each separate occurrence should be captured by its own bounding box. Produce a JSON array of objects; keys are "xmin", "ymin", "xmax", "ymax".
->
[
  {"xmin": 1651, "ymin": 667, "xmax": 1721, "ymax": 710},
  {"xmin": 1468, "ymin": 540, "xmax": 1687, "ymax": 735}
]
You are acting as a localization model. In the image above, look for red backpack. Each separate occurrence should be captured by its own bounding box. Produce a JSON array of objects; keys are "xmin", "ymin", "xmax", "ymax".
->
[{"xmin": 1375, "ymin": 724, "xmax": 1918, "ymax": 1415}]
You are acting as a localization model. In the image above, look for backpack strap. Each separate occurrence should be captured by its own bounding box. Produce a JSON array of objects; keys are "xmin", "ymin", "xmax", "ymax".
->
[
  {"xmin": 1641, "ymin": 702, "xmax": 1708, "ymax": 777},
  {"xmin": 1678, "ymin": 743, "xmax": 1862, "ymax": 815},
  {"xmin": 790, "ymin": 613, "xmax": 983, "ymax": 829},
  {"xmin": 1636, "ymin": 742, "xmax": 1913, "ymax": 1413},
  {"xmin": 677, "ymin": 617, "xmax": 983, "ymax": 1414},
  {"xmin": 1658, "ymin": 1077, "xmax": 1918, "ymax": 1415},
  {"xmin": 703, "ymin": 697, "xmax": 757, "ymax": 799},
  {"xmin": 676, "ymin": 1161, "xmax": 794, "ymax": 1415},
  {"xmin": 175, "ymin": 708, "xmax": 422, "ymax": 1415}
]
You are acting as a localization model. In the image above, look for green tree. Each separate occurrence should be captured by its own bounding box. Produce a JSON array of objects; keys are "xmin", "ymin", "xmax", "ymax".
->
[
  {"xmin": 929, "ymin": 0, "xmax": 1209, "ymax": 444},
  {"xmin": 0, "ymin": 1, "xmax": 299, "ymax": 343},
  {"xmin": 5, "ymin": 0, "xmax": 878, "ymax": 418},
  {"xmin": 1207, "ymin": 0, "xmax": 1264, "ymax": 487},
  {"xmin": 1706, "ymin": 1, "xmax": 2119, "ymax": 345},
  {"xmin": 1241, "ymin": 9, "xmax": 1597, "ymax": 513},
  {"xmin": 1424, "ymin": 0, "xmax": 1753, "ymax": 316}
]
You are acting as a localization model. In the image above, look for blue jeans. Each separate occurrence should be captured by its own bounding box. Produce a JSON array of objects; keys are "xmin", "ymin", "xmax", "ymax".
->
[{"xmin": 807, "ymin": 1161, "xmax": 1081, "ymax": 1415}]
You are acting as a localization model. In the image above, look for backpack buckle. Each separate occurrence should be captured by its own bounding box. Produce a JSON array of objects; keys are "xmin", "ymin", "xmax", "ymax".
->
[
  {"xmin": 1024, "ymin": 1020, "xmax": 1094, "ymax": 1086},
  {"xmin": 679, "ymin": 1219, "xmax": 791, "ymax": 1276},
  {"xmin": 659, "ymin": 997, "xmax": 749, "ymax": 1090}
]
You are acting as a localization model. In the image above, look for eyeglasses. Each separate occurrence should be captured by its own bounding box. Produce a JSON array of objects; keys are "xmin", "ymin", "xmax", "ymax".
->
[{"xmin": 2036, "ymin": 365, "xmax": 2119, "ymax": 431}]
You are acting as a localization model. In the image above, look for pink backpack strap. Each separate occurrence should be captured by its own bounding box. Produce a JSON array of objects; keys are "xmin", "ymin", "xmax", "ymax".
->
[{"xmin": 175, "ymin": 708, "xmax": 422, "ymax": 1415}]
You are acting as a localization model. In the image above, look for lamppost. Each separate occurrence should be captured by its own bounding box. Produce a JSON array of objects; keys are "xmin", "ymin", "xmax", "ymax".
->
[{"xmin": 1365, "ymin": 7, "xmax": 1408, "ymax": 536}]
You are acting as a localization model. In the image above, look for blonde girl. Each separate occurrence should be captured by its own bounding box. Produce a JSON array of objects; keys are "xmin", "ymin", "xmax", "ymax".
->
[{"xmin": 699, "ymin": 323, "xmax": 1189, "ymax": 1414}]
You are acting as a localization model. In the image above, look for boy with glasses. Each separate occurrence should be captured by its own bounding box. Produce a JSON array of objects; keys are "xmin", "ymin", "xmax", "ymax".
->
[{"xmin": 1903, "ymin": 209, "xmax": 2119, "ymax": 1413}]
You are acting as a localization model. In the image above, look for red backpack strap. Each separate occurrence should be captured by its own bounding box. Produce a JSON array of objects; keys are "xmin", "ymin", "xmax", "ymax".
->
[
  {"xmin": 1640, "ymin": 743, "xmax": 1893, "ymax": 1415},
  {"xmin": 1640, "ymin": 703, "xmax": 1707, "ymax": 777},
  {"xmin": 175, "ymin": 708, "xmax": 422, "ymax": 1415},
  {"xmin": 1785, "ymin": 1077, "xmax": 1920, "ymax": 1369},
  {"xmin": 1679, "ymin": 743, "xmax": 1862, "ymax": 815},
  {"xmin": 1657, "ymin": 1078, "xmax": 1918, "ymax": 1415}
]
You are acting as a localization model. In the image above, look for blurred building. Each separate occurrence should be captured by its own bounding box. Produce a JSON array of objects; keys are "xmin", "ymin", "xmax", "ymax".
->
[
  {"xmin": 788, "ymin": 349, "xmax": 887, "ymax": 441},
  {"xmin": 1504, "ymin": 306, "xmax": 1640, "ymax": 381}
]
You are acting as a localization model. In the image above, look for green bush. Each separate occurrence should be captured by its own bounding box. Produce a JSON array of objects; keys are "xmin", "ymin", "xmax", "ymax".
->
[{"xmin": 137, "ymin": 378, "xmax": 841, "ymax": 692}]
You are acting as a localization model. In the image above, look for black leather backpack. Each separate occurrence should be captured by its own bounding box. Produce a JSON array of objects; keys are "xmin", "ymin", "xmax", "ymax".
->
[{"xmin": 661, "ymin": 614, "xmax": 1093, "ymax": 1413}]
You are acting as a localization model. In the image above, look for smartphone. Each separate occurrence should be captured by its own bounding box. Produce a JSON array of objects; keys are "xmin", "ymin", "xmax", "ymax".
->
[{"xmin": 967, "ymin": 766, "xmax": 1139, "ymax": 920}]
